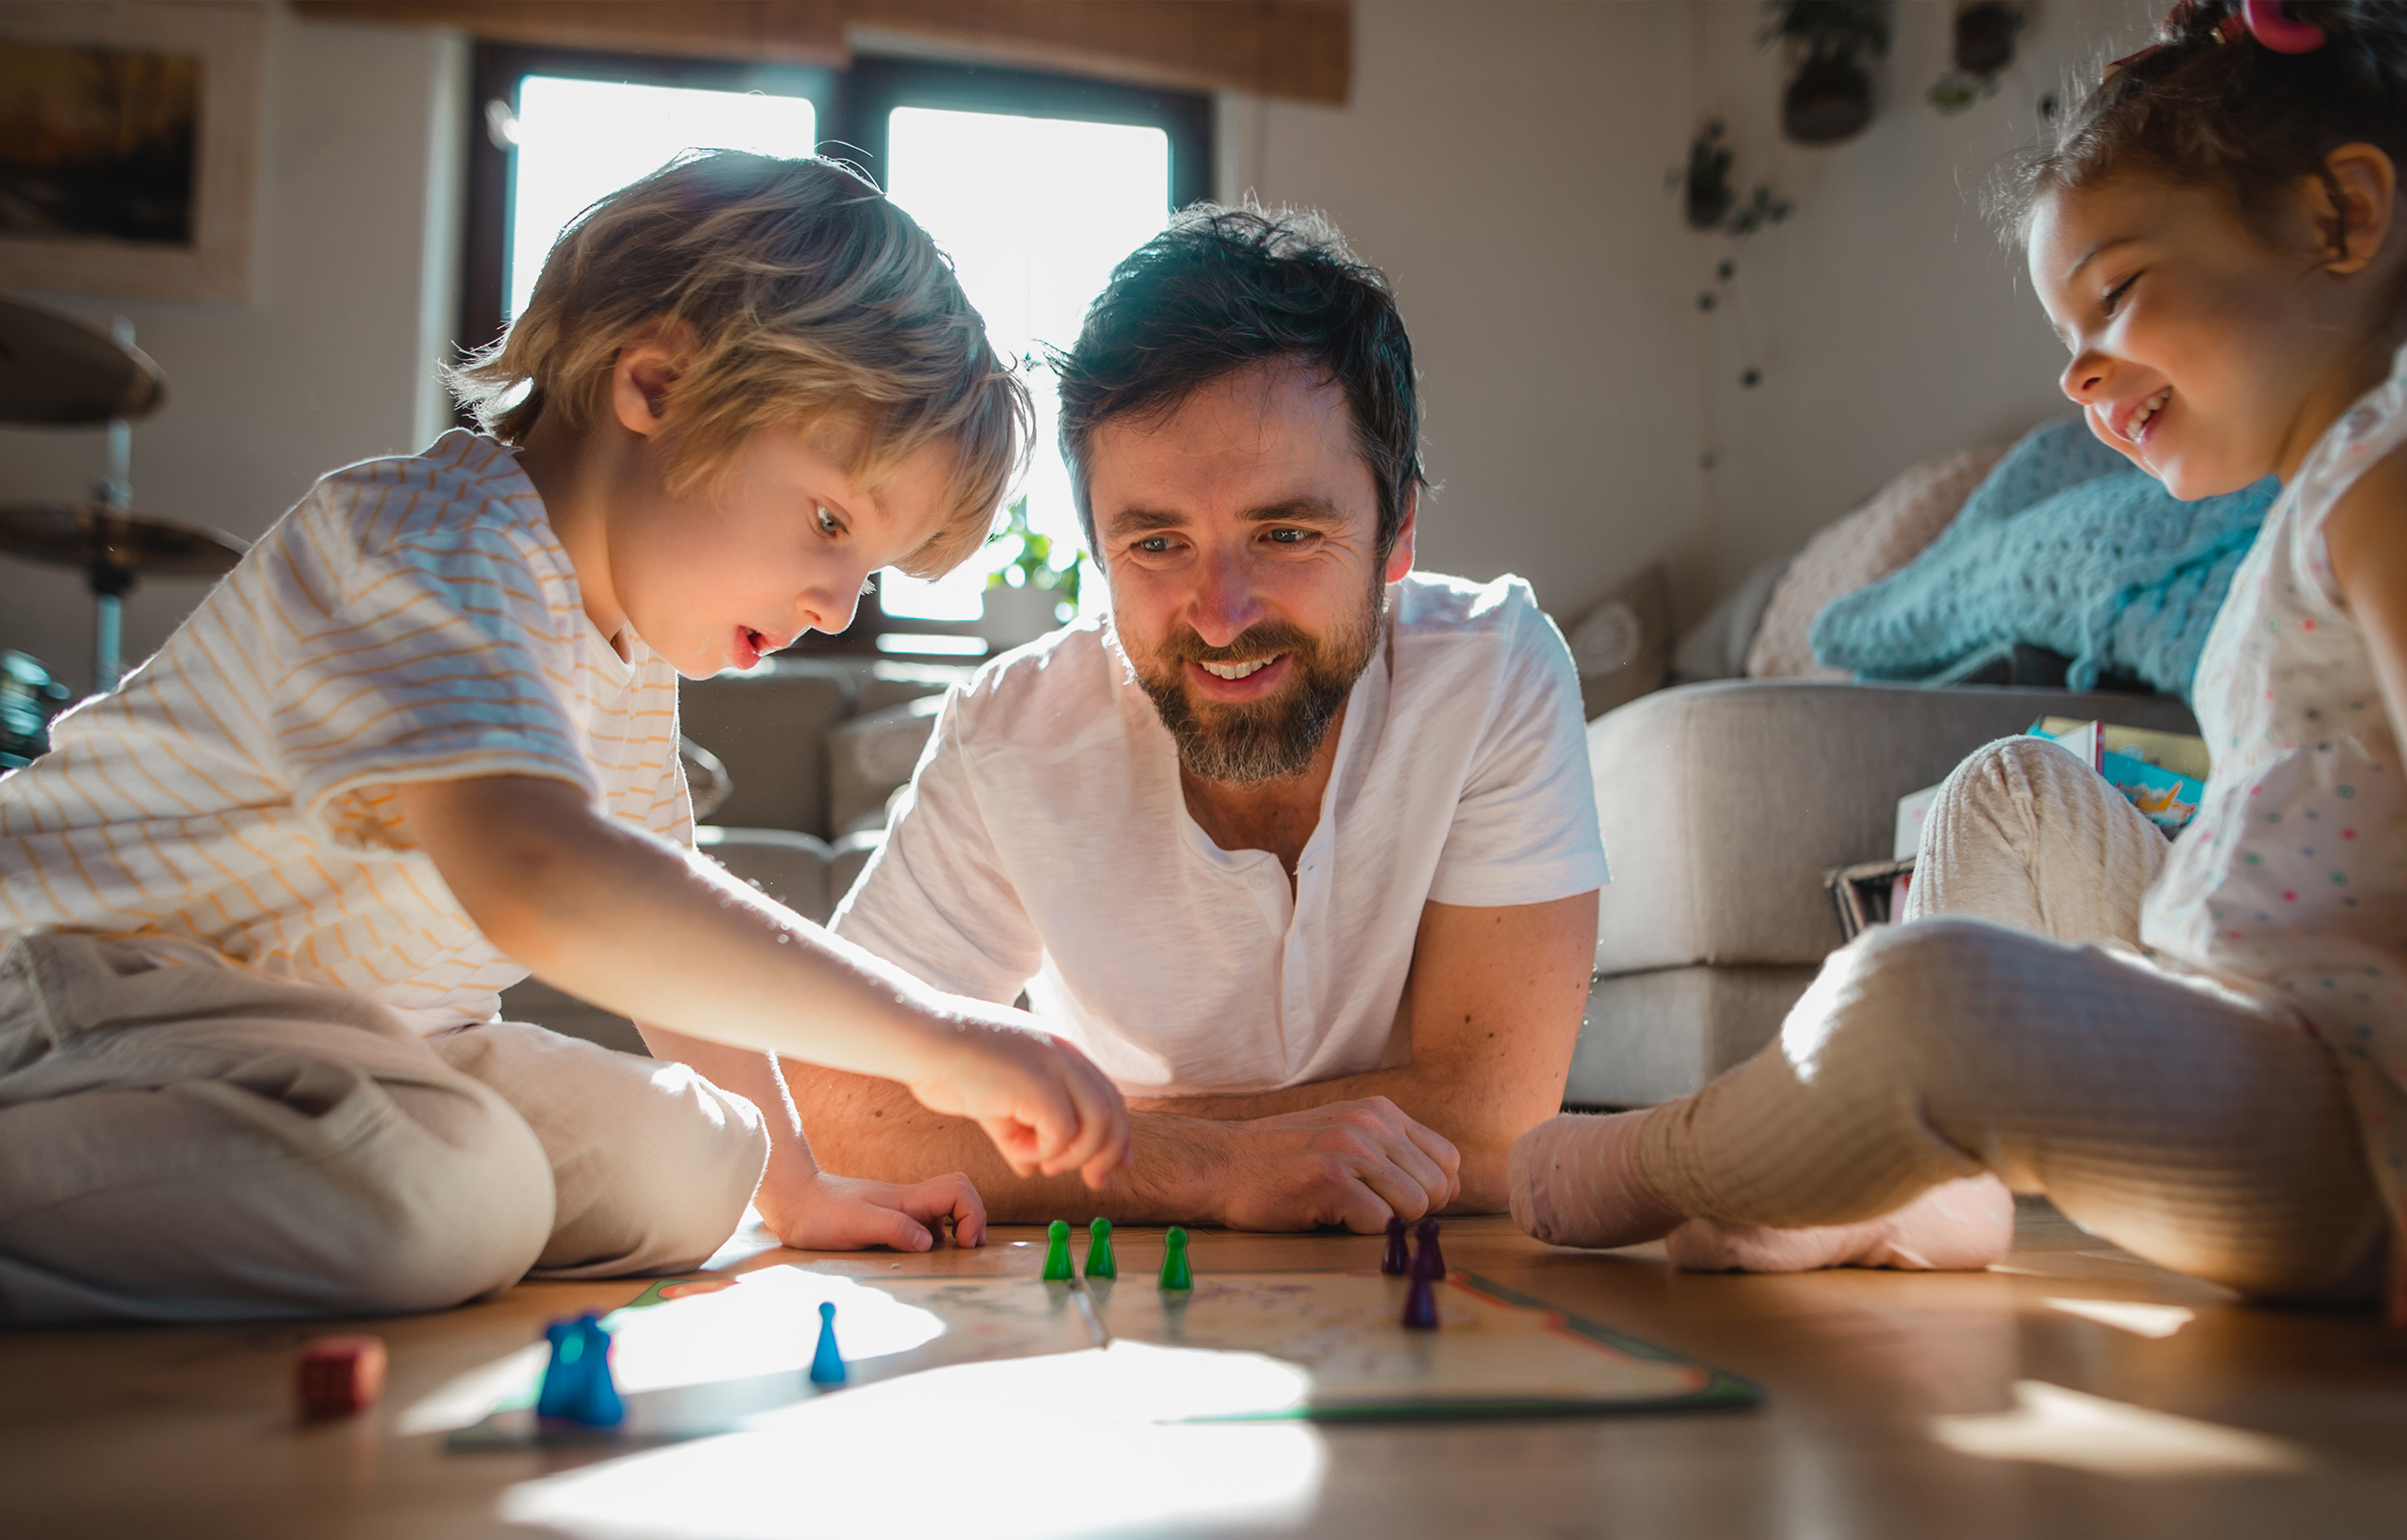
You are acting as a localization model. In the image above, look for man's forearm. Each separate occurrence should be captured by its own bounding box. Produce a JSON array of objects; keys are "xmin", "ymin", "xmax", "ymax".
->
[
  {"xmin": 1128, "ymin": 1062, "xmax": 1521, "ymax": 1210},
  {"xmin": 782, "ymin": 1058, "xmax": 1220, "ymax": 1223}
]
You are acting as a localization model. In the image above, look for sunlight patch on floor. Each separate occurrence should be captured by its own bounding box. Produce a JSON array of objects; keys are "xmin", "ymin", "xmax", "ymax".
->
[
  {"xmin": 500, "ymin": 1343, "xmax": 1325, "ymax": 1539},
  {"xmin": 2042, "ymin": 1296, "xmax": 2196, "ymax": 1339},
  {"xmin": 1929, "ymin": 1380, "xmax": 2312, "ymax": 1477}
]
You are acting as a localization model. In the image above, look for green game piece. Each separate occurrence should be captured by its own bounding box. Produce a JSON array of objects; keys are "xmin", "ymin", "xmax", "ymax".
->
[
  {"xmin": 1085, "ymin": 1217, "xmax": 1117, "ymax": 1279},
  {"xmin": 1042, "ymin": 1219, "xmax": 1074, "ymax": 1281},
  {"xmin": 1158, "ymin": 1226, "xmax": 1192, "ymax": 1291}
]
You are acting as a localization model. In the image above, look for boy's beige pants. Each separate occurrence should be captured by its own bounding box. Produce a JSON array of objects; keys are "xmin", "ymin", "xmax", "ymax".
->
[{"xmin": 0, "ymin": 932, "xmax": 768, "ymax": 1324}]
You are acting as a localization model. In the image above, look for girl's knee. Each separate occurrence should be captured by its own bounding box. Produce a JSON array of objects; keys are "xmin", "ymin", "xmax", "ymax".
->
[{"xmin": 1785, "ymin": 919, "xmax": 2029, "ymax": 1077}]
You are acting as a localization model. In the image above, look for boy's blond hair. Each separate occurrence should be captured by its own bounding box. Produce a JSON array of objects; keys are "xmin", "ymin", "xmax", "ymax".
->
[{"xmin": 449, "ymin": 151, "xmax": 1026, "ymax": 577}]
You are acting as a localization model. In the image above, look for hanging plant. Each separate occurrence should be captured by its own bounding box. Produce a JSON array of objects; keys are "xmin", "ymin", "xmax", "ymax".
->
[
  {"xmin": 1673, "ymin": 122, "xmax": 1793, "ymax": 238},
  {"xmin": 1928, "ymin": 1, "xmax": 2026, "ymax": 115},
  {"xmin": 1760, "ymin": 0, "xmax": 1892, "ymax": 146}
]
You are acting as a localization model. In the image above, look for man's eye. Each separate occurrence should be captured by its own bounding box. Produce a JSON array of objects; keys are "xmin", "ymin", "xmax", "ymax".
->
[
  {"xmin": 1266, "ymin": 527, "xmax": 1307, "ymax": 544},
  {"xmin": 1137, "ymin": 537, "xmax": 1172, "ymax": 554}
]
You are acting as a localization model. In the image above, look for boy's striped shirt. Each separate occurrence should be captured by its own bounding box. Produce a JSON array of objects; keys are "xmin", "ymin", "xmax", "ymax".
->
[{"xmin": 0, "ymin": 430, "xmax": 691, "ymax": 1032}]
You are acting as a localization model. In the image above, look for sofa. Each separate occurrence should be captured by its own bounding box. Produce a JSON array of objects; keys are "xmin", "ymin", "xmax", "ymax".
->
[
  {"xmin": 1571, "ymin": 678, "xmax": 2196, "ymax": 1109},
  {"xmin": 1553, "ymin": 423, "xmax": 2250, "ymax": 1107}
]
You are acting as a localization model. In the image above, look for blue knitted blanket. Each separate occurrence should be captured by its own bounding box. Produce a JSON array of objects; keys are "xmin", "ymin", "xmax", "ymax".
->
[{"xmin": 1809, "ymin": 419, "xmax": 2278, "ymax": 699}]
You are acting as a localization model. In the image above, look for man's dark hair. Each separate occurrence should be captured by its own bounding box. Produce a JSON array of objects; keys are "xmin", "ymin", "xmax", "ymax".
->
[{"xmin": 1055, "ymin": 205, "xmax": 1425, "ymax": 558}]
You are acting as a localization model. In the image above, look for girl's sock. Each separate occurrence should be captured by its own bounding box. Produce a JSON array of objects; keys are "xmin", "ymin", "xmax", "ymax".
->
[
  {"xmin": 1662, "ymin": 1174, "xmax": 2015, "ymax": 1273},
  {"xmin": 1507, "ymin": 1111, "xmax": 1684, "ymax": 1247}
]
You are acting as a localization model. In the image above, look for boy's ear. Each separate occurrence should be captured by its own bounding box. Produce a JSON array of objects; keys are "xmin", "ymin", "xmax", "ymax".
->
[
  {"xmin": 2316, "ymin": 143, "xmax": 2397, "ymax": 276},
  {"xmin": 609, "ymin": 320, "xmax": 696, "ymax": 437}
]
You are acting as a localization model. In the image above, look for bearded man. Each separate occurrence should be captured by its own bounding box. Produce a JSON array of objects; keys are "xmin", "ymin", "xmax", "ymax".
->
[{"xmin": 792, "ymin": 207, "xmax": 1606, "ymax": 1237}]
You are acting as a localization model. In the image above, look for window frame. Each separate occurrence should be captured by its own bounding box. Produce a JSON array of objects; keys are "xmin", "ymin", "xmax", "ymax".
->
[{"xmin": 455, "ymin": 41, "xmax": 1213, "ymax": 656}]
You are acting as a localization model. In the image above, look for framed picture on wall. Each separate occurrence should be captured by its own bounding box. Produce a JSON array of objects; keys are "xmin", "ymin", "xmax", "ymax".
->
[{"xmin": 0, "ymin": 2, "xmax": 264, "ymax": 301}]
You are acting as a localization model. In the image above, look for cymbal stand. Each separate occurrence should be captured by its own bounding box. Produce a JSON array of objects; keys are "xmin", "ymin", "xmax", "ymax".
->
[{"xmin": 89, "ymin": 318, "xmax": 136, "ymax": 693}]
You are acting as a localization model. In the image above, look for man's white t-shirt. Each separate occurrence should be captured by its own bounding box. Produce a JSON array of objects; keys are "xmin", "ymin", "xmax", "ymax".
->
[{"xmin": 833, "ymin": 571, "xmax": 1608, "ymax": 1095}]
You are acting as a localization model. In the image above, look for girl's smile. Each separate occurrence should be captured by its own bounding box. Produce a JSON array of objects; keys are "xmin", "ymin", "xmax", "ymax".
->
[{"xmin": 2029, "ymin": 157, "xmax": 2402, "ymax": 499}]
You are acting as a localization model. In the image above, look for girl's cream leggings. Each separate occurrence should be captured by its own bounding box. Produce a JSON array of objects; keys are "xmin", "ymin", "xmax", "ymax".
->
[{"xmin": 1632, "ymin": 734, "xmax": 2388, "ymax": 1298}]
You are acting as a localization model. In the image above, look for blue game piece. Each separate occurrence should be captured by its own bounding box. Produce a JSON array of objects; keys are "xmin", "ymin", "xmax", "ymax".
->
[
  {"xmin": 570, "ymin": 1318, "xmax": 624, "ymax": 1425},
  {"xmin": 1380, "ymin": 1215, "xmax": 1410, "ymax": 1275},
  {"xmin": 535, "ymin": 1320, "xmax": 582, "ymax": 1420},
  {"xmin": 809, "ymin": 1300, "xmax": 847, "ymax": 1386},
  {"xmin": 537, "ymin": 1313, "xmax": 624, "ymax": 1426}
]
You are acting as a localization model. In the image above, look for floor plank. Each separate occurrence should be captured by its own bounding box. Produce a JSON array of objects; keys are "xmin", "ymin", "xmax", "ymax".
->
[{"xmin": 3, "ymin": 1202, "xmax": 2403, "ymax": 1539}]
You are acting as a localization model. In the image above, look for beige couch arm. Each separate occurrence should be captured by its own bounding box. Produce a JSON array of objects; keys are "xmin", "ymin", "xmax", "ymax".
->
[{"xmin": 1588, "ymin": 679, "xmax": 2199, "ymax": 976}]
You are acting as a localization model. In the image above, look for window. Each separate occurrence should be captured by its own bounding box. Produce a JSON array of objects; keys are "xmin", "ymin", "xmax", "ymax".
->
[{"xmin": 460, "ymin": 45, "xmax": 1210, "ymax": 659}]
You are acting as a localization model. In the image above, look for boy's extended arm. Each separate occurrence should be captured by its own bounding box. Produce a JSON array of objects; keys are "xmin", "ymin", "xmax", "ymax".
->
[
  {"xmin": 393, "ymin": 774, "xmax": 1130, "ymax": 1212},
  {"xmin": 631, "ymin": 1017, "xmax": 989, "ymax": 1250},
  {"xmin": 786, "ymin": 892, "xmax": 1596, "ymax": 1227}
]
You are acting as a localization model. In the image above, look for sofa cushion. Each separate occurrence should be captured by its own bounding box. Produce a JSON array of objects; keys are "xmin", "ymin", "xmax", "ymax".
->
[
  {"xmin": 679, "ymin": 662, "xmax": 856, "ymax": 837},
  {"xmin": 1564, "ymin": 562, "xmax": 1673, "ymax": 721},
  {"xmin": 1746, "ymin": 447, "xmax": 2004, "ymax": 680},
  {"xmin": 695, "ymin": 826, "xmax": 836, "ymax": 923},
  {"xmin": 1812, "ymin": 420, "xmax": 2279, "ymax": 697},
  {"xmin": 1588, "ymin": 679, "xmax": 2199, "ymax": 975},
  {"xmin": 1669, "ymin": 555, "xmax": 1787, "ymax": 684},
  {"xmin": 828, "ymin": 694, "xmax": 945, "ymax": 833},
  {"xmin": 1567, "ymin": 963, "xmax": 1816, "ymax": 1108}
]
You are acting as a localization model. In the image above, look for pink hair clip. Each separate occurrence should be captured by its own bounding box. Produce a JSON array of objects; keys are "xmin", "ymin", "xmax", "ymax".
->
[{"xmin": 2241, "ymin": 0, "xmax": 2327, "ymax": 53}]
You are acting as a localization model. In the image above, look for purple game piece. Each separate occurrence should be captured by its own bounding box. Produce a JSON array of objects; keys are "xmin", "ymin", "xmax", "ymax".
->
[
  {"xmin": 1400, "ymin": 1270, "xmax": 1438, "ymax": 1330},
  {"xmin": 1413, "ymin": 1217, "xmax": 1445, "ymax": 1279},
  {"xmin": 1380, "ymin": 1215, "xmax": 1410, "ymax": 1275}
]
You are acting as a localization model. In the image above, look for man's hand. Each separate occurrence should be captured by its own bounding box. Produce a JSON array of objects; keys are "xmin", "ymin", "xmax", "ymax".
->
[
  {"xmin": 904, "ymin": 1015, "xmax": 1132, "ymax": 1190},
  {"xmin": 1200, "ymin": 1097, "xmax": 1461, "ymax": 1232},
  {"xmin": 754, "ymin": 1168, "xmax": 987, "ymax": 1252}
]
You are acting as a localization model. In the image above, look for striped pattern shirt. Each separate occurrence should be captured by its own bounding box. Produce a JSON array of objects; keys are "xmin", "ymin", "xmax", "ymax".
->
[{"xmin": 0, "ymin": 430, "xmax": 690, "ymax": 1032}]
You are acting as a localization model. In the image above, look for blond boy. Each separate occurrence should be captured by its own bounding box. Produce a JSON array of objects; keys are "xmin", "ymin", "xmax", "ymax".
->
[{"xmin": 0, "ymin": 153, "xmax": 1126, "ymax": 1324}]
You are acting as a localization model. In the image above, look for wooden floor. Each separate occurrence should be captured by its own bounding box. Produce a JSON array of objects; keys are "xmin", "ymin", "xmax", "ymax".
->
[{"xmin": 5, "ymin": 1202, "xmax": 2405, "ymax": 1539}]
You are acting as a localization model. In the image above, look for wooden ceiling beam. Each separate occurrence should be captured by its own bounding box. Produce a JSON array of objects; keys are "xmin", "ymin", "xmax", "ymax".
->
[{"xmin": 291, "ymin": 1, "xmax": 1352, "ymax": 103}]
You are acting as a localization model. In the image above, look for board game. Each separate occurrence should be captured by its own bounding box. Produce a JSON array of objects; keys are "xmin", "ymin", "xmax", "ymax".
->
[{"xmin": 450, "ymin": 1244, "xmax": 1759, "ymax": 1449}]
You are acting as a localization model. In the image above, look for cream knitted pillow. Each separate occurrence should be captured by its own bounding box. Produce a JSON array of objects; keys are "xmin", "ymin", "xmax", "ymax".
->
[{"xmin": 1745, "ymin": 446, "xmax": 2006, "ymax": 680}]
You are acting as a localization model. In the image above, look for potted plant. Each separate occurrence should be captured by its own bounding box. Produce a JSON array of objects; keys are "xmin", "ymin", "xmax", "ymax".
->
[
  {"xmin": 1761, "ymin": 0, "xmax": 1892, "ymax": 145},
  {"xmin": 976, "ymin": 496, "xmax": 1081, "ymax": 649}
]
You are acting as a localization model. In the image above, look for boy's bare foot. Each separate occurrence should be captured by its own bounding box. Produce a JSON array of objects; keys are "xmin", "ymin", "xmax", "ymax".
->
[
  {"xmin": 1508, "ymin": 1111, "xmax": 1684, "ymax": 1248},
  {"xmin": 1663, "ymin": 1174, "xmax": 2015, "ymax": 1273}
]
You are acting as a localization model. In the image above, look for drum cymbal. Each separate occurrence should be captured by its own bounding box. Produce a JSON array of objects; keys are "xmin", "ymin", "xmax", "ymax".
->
[
  {"xmin": 0, "ymin": 501, "xmax": 246, "ymax": 580},
  {"xmin": 0, "ymin": 296, "xmax": 168, "ymax": 425}
]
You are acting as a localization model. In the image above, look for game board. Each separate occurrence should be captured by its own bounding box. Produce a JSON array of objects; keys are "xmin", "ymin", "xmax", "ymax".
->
[{"xmin": 449, "ymin": 1259, "xmax": 1758, "ymax": 1448}]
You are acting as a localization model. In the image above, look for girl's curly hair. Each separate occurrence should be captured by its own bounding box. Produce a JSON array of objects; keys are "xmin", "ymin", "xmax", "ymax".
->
[{"xmin": 1990, "ymin": 0, "xmax": 2407, "ymax": 253}]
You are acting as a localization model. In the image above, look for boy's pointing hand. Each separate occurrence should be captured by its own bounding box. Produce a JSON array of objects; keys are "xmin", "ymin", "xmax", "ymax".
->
[{"xmin": 906, "ymin": 1015, "xmax": 1132, "ymax": 1191}]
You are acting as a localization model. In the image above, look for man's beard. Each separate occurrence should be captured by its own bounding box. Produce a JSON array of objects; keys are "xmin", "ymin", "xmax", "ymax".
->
[{"xmin": 1124, "ymin": 578, "xmax": 1386, "ymax": 786}]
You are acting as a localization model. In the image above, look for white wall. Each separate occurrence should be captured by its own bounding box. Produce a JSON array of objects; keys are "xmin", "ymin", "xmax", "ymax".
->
[
  {"xmin": 1, "ymin": 1, "xmax": 2172, "ymax": 692},
  {"xmin": 1223, "ymin": 0, "xmax": 2157, "ymax": 628},
  {"xmin": 1687, "ymin": 0, "xmax": 2151, "ymax": 597},
  {"xmin": 0, "ymin": 8, "xmax": 463, "ymax": 697},
  {"xmin": 1219, "ymin": 0, "xmax": 1711, "ymax": 624}
]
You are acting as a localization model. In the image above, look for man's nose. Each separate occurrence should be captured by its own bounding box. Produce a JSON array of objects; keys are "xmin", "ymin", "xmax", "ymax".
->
[{"xmin": 1185, "ymin": 549, "xmax": 1267, "ymax": 648}]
